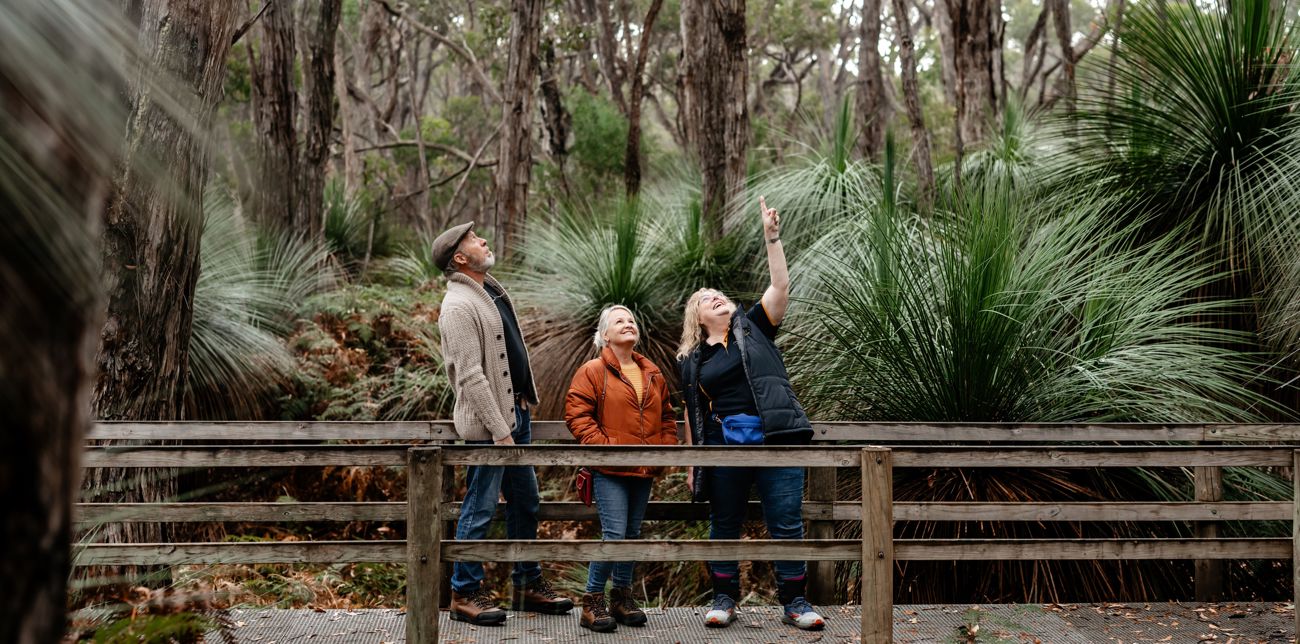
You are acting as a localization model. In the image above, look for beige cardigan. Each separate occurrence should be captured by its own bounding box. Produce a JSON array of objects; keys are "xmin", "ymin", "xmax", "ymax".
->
[{"xmin": 438, "ymin": 272, "xmax": 539, "ymax": 441}]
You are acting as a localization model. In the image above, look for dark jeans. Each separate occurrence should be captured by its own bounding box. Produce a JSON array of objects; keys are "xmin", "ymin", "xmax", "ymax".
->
[
  {"xmin": 450, "ymin": 404, "xmax": 542, "ymax": 593},
  {"xmin": 586, "ymin": 471, "xmax": 653, "ymax": 593},
  {"xmin": 706, "ymin": 465, "xmax": 807, "ymax": 582}
]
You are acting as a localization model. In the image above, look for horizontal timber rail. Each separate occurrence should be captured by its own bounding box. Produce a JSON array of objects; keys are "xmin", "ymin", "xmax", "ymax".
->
[
  {"xmin": 80, "ymin": 444, "xmax": 1300, "ymax": 468},
  {"xmin": 78, "ymin": 424, "xmax": 1300, "ymax": 644},
  {"xmin": 74, "ymin": 537, "xmax": 1293, "ymax": 566},
  {"xmin": 74, "ymin": 499, "xmax": 1294, "ymax": 525},
  {"xmin": 88, "ymin": 420, "xmax": 1300, "ymax": 442}
]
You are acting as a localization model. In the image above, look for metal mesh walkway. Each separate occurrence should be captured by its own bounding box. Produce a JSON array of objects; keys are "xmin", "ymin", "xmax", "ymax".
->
[{"xmin": 211, "ymin": 602, "xmax": 1294, "ymax": 643}]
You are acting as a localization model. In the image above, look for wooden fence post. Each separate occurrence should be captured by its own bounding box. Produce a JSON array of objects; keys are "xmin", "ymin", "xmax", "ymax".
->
[
  {"xmin": 1292, "ymin": 450, "xmax": 1299, "ymax": 641},
  {"xmin": 440, "ymin": 465, "xmax": 456, "ymax": 609},
  {"xmin": 1195, "ymin": 463, "xmax": 1225, "ymax": 601},
  {"xmin": 861, "ymin": 447, "xmax": 893, "ymax": 643},
  {"xmin": 807, "ymin": 467, "xmax": 837, "ymax": 604},
  {"xmin": 408, "ymin": 447, "xmax": 443, "ymax": 644}
]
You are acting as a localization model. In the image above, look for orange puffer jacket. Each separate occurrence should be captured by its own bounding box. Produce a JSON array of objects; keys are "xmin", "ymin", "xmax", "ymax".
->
[{"xmin": 564, "ymin": 347, "xmax": 679, "ymax": 478}]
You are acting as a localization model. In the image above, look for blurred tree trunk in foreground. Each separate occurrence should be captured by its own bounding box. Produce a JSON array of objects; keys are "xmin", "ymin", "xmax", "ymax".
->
[{"xmin": 1, "ymin": 1, "xmax": 128, "ymax": 640}]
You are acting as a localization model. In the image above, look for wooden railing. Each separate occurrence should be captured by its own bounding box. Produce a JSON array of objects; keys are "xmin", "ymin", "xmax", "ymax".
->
[{"xmin": 79, "ymin": 422, "xmax": 1300, "ymax": 643}]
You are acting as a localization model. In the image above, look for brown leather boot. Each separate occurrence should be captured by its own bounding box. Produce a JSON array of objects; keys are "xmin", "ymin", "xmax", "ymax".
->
[
  {"xmin": 449, "ymin": 587, "xmax": 506, "ymax": 625},
  {"xmin": 580, "ymin": 592, "xmax": 617, "ymax": 632},
  {"xmin": 608, "ymin": 586, "xmax": 647, "ymax": 626},
  {"xmin": 511, "ymin": 576, "xmax": 574, "ymax": 614}
]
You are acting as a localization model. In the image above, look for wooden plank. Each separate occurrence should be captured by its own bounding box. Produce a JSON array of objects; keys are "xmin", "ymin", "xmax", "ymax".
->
[
  {"xmin": 73, "ymin": 542, "xmax": 407, "ymax": 565},
  {"xmin": 76, "ymin": 502, "xmax": 407, "ymax": 524},
  {"xmin": 74, "ymin": 500, "xmax": 1291, "ymax": 525},
  {"xmin": 74, "ymin": 500, "xmax": 835, "ymax": 525},
  {"xmin": 88, "ymin": 421, "xmax": 1300, "ymax": 444},
  {"xmin": 89, "ymin": 421, "xmax": 453, "ymax": 441},
  {"xmin": 890, "ymin": 447, "xmax": 1293, "ymax": 468},
  {"xmin": 439, "ymin": 539, "xmax": 863, "ymax": 561},
  {"xmin": 82, "ymin": 445, "xmax": 409, "ymax": 468},
  {"xmin": 894, "ymin": 538, "xmax": 1291, "ymax": 561},
  {"xmin": 72, "ymin": 537, "xmax": 1292, "ymax": 566},
  {"xmin": 1194, "ymin": 464, "xmax": 1226, "ymax": 601},
  {"xmin": 406, "ymin": 447, "xmax": 442, "ymax": 644},
  {"xmin": 806, "ymin": 467, "xmax": 837, "ymax": 605},
  {"xmin": 861, "ymin": 447, "xmax": 893, "ymax": 643},
  {"xmin": 440, "ymin": 445, "xmax": 1293, "ymax": 468},
  {"xmin": 812, "ymin": 423, "xmax": 1210, "ymax": 442},
  {"xmin": 81, "ymin": 444, "xmax": 1297, "ymax": 469},
  {"xmin": 889, "ymin": 501, "xmax": 1290, "ymax": 522},
  {"xmin": 438, "ymin": 445, "xmax": 863, "ymax": 467}
]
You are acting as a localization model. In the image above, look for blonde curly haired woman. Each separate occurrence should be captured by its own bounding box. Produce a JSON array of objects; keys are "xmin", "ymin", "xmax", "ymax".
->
[{"xmin": 676, "ymin": 197, "xmax": 824, "ymax": 631}]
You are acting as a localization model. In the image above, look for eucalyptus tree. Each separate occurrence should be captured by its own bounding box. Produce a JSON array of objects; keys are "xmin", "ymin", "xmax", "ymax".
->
[
  {"xmin": 90, "ymin": 0, "xmax": 239, "ymax": 557},
  {"xmin": 681, "ymin": 0, "xmax": 749, "ymax": 238}
]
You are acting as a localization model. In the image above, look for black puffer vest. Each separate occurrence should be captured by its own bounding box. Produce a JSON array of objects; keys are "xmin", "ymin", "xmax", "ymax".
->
[{"xmin": 679, "ymin": 305, "xmax": 814, "ymax": 448}]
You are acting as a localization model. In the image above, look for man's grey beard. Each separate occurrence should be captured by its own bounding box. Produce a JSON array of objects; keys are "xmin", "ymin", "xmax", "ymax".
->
[{"xmin": 470, "ymin": 253, "xmax": 495, "ymax": 273}]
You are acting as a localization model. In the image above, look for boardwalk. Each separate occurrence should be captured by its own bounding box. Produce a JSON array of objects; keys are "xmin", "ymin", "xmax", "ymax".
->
[{"xmin": 212, "ymin": 602, "xmax": 1294, "ymax": 643}]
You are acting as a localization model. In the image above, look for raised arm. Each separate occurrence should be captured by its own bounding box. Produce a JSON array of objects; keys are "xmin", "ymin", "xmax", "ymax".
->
[{"xmin": 758, "ymin": 195, "xmax": 789, "ymax": 325}]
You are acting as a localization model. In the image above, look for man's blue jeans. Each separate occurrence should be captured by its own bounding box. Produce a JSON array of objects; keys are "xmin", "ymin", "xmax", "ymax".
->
[
  {"xmin": 586, "ymin": 471, "xmax": 653, "ymax": 593},
  {"xmin": 450, "ymin": 404, "xmax": 542, "ymax": 594},
  {"xmin": 706, "ymin": 465, "xmax": 807, "ymax": 582}
]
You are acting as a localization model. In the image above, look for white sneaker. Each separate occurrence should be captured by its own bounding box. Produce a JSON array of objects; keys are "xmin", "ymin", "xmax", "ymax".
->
[
  {"xmin": 780, "ymin": 597, "xmax": 825, "ymax": 631},
  {"xmin": 704, "ymin": 593, "xmax": 736, "ymax": 628}
]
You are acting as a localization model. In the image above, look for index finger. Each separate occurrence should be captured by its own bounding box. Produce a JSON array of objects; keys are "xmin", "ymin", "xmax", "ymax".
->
[{"xmin": 759, "ymin": 195, "xmax": 768, "ymax": 213}]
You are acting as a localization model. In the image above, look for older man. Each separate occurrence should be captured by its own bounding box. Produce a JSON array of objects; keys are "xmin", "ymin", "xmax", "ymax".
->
[{"xmin": 432, "ymin": 222, "xmax": 573, "ymax": 625}]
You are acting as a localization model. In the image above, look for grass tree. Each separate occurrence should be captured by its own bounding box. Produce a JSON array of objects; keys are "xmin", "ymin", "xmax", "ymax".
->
[
  {"xmin": 783, "ymin": 143, "xmax": 1281, "ymax": 600},
  {"xmin": 186, "ymin": 190, "xmax": 335, "ymax": 420},
  {"xmin": 1062, "ymin": 0, "xmax": 1300, "ymax": 364}
]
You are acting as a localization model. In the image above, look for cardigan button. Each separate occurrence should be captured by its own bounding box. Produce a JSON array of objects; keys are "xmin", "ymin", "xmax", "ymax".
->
[
  {"xmin": 503, "ymin": 371, "xmax": 509, "ymax": 377},
  {"xmin": 500, "ymin": 353, "xmax": 505, "ymax": 359}
]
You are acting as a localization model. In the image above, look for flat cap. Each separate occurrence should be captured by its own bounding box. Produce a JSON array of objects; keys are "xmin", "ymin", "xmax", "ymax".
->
[{"xmin": 431, "ymin": 220, "xmax": 475, "ymax": 270}]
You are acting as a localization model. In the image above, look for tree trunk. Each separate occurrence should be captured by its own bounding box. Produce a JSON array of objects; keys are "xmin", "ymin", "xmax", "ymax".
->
[
  {"xmin": 856, "ymin": 0, "xmax": 888, "ymax": 161},
  {"xmin": 494, "ymin": 0, "xmax": 544, "ymax": 256},
  {"xmin": 933, "ymin": 0, "xmax": 960, "ymax": 105},
  {"xmin": 0, "ymin": 4, "xmax": 123, "ymax": 640},
  {"xmin": 538, "ymin": 38, "xmax": 572, "ymax": 197},
  {"xmin": 1020, "ymin": 4, "xmax": 1050, "ymax": 101},
  {"xmin": 945, "ymin": 0, "xmax": 1004, "ymax": 147},
  {"xmin": 892, "ymin": 0, "xmax": 936, "ymax": 206},
  {"xmin": 1106, "ymin": 0, "xmax": 1125, "ymax": 105},
  {"xmin": 248, "ymin": 0, "xmax": 298, "ymax": 233},
  {"xmin": 297, "ymin": 0, "xmax": 343, "ymax": 244},
  {"xmin": 90, "ymin": 0, "xmax": 238, "ymax": 559},
  {"xmin": 625, "ymin": 0, "xmax": 666, "ymax": 197},
  {"xmin": 681, "ymin": 0, "xmax": 748, "ymax": 238},
  {"xmin": 1051, "ymin": 0, "xmax": 1076, "ymax": 112}
]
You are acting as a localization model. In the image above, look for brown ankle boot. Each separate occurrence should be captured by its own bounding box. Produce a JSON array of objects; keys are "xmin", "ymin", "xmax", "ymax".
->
[
  {"xmin": 511, "ymin": 576, "xmax": 574, "ymax": 614},
  {"xmin": 608, "ymin": 586, "xmax": 647, "ymax": 626},
  {"xmin": 449, "ymin": 588, "xmax": 506, "ymax": 626},
  {"xmin": 580, "ymin": 592, "xmax": 617, "ymax": 632}
]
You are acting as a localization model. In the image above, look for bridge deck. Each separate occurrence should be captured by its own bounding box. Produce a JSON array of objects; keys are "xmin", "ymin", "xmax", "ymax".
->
[{"xmin": 210, "ymin": 602, "xmax": 1293, "ymax": 643}]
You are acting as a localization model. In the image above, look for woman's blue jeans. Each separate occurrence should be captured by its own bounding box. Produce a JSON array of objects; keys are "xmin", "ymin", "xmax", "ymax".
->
[
  {"xmin": 586, "ymin": 471, "xmax": 653, "ymax": 593},
  {"xmin": 706, "ymin": 465, "xmax": 807, "ymax": 582},
  {"xmin": 450, "ymin": 404, "xmax": 542, "ymax": 594}
]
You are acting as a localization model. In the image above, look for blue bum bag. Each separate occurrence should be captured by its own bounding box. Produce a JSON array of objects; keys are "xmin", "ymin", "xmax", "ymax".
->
[{"xmin": 719, "ymin": 413, "xmax": 764, "ymax": 445}]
